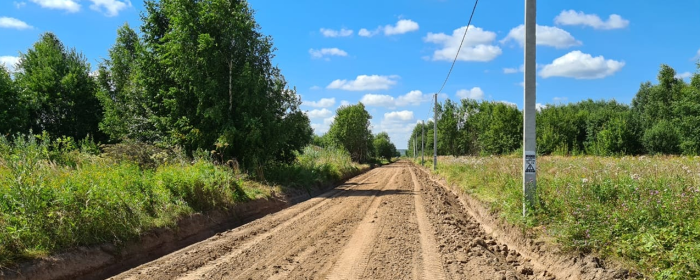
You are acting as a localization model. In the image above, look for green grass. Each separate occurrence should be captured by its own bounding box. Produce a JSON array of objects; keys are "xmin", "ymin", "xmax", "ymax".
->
[
  {"xmin": 421, "ymin": 155, "xmax": 700, "ymax": 280},
  {"xmin": 0, "ymin": 135, "xmax": 362, "ymax": 267}
]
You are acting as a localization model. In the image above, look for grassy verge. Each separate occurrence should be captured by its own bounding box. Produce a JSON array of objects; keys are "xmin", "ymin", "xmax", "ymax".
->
[
  {"xmin": 418, "ymin": 155, "xmax": 700, "ymax": 280},
  {"xmin": 0, "ymin": 135, "xmax": 363, "ymax": 267}
]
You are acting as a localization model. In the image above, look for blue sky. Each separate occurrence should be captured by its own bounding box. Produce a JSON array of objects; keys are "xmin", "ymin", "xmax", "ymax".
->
[{"xmin": 1, "ymin": 0, "xmax": 699, "ymax": 149}]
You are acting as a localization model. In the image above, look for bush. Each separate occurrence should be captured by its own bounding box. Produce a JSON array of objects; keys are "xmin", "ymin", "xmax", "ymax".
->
[{"xmin": 643, "ymin": 120, "xmax": 680, "ymax": 154}]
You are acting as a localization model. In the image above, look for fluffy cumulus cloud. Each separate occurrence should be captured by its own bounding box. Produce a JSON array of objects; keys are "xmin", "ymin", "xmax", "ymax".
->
[
  {"xmin": 384, "ymin": 19, "xmax": 419, "ymax": 35},
  {"xmin": 14, "ymin": 1, "xmax": 27, "ymax": 8},
  {"xmin": 359, "ymin": 19, "xmax": 419, "ymax": 37},
  {"xmin": 0, "ymin": 56, "xmax": 20, "ymax": 72},
  {"xmin": 424, "ymin": 25, "xmax": 502, "ymax": 62},
  {"xmin": 371, "ymin": 110, "xmax": 417, "ymax": 149},
  {"xmin": 384, "ymin": 111, "xmax": 414, "ymax": 122},
  {"xmin": 30, "ymin": 0, "xmax": 80, "ymax": 12},
  {"xmin": 306, "ymin": 108, "xmax": 333, "ymax": 119},
  {"xmin": 360, "ymin": 90, "xmax": 429, "ymax": 108},
  {"xmin": 320, "ymin": 28, "xmax": 353, "ymax": 37},
  {"xmin": 309, "ymin": 48, "xmax": 348, "ymax": 59},
  {"xmin": 536, "ymin": 103, "xmax": 546, "ymax": 111},
  {"xmin": 340, "ymin": 100, "xmax": 350, "ymax": 106},
  {"xmin": 361, "ymin": 94, "xmax": 395, "ymax": 107},
  {"xmin": 327, "ymin": 74, "xmax": 399, "ymax": 91},
  {"xmin": 304, "ymin": 97, "xmax": 335, "ymax": 108},
  {"xmin": 88, "ymin": 0, "xmax": 131, "ymax": 17},
  {"xmin": 358, "ymin": 28, "xmax": 377, "ymax": 37},
  {"xmin": 456, "ymin": 87, "xmax": 484, "ymax": 100},
  {"xmin": 539, "ymin": 51, "xmax": 625, "ymax": 79},
  {"xmin": 554, "ymin": 10, "xmax": 629, "ymax": 30},
  {"xmin": 0, "ymin": 17, "xmax": 32, "ymax": 29},
  {"xmin": 501, "ymin": 24, "xmax": 581, "ymax": 49}
]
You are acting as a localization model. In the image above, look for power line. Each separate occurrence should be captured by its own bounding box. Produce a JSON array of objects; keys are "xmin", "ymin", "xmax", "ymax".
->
[{"xmin": 435, "ymin": 0, "xmax": 480, "ymax": 96}]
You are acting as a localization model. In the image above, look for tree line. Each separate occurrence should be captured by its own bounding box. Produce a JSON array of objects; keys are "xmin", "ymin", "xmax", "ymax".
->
[
  {"xmin": 0, "ymin": 0, "xmax": 400, "ymax": 168},
  {"xmin": 408, "ymin": 64, "xmax": 700, "ymax": 157},
  {"xmin": 313, "ymin": 103, "xmax": 399, "ymax": 163}
]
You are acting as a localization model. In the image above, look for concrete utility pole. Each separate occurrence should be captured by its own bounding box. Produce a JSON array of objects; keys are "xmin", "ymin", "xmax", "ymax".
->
[
  {"xmin": 421, "ymin": 121, "xmax": 425, "ymax": 166},
  {"xmin": 523, "ymin": 0, "xmax": 537, "ymax": 217},
  {"xmin": 433, "ymin": 94, "xmax": 437, "ymax": 170}
]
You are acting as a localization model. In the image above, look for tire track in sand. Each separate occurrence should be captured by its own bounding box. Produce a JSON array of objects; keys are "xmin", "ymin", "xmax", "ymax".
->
[
  {"xmin": 326, "ymin": 168, "xmax": 402, "ymax": 280},
  {"xmin": 409, "ymin": 167, "xmax": 448, "ymax": 280}
]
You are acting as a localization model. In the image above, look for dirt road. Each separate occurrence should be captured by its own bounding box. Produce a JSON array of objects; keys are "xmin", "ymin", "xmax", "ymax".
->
[{"xmin": 108, "ymin": 162, "xmax": 614, "ymax": 280}]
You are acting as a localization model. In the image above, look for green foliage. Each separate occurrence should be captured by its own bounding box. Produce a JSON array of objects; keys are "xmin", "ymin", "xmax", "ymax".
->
[
  {"xmin": 0, "ymin": 66, "xmax": 27, "ymax": 135},
  {"xmin": 137, "ymin": 0, "xmax": 312, "ymax": 168},
  {"xmin": 373, "ymin": 132, "xmax": 397, "ymax": 162},
  {"xmin": 97, "ymin": 23, "xmax": 159, "ymax": 143},
  {"xmin": 0, "ymin": 133, "xmax": 360, "ymax": 267},
  {"xmin": 14, "ymin": 33, "xmax": 103, "ymax": 141},
  {"xmin": 642, "ymin": 120, "xmax": 680, "ymax": 155},
  {"xmin": 327, "ymin": 103, "xmax": 373, "ymax": 162},
  {"xmin": 264, "ymin": 145, "xmax": 364, "ymax": 191},
  {"xmin": 433, "ymin": 156, "xmax": 700, "ymax": 279},
  {"xmin": 419, "ymin": 64, "xmax": 700, "ymax": 157}
]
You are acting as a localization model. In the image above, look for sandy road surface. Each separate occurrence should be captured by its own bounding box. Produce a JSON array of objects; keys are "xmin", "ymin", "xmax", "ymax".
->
[{"xmin": 109, "ymin": 162, "xmax": 558, "ymax": 280}]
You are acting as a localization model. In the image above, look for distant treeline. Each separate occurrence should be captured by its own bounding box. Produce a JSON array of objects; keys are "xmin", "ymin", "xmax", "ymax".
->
[{"xmin": 408, "ymin": 64, "xmax": 700, "ymax": 156}]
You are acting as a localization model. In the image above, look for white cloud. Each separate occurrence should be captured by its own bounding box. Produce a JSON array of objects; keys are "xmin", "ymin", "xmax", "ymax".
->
[
  {"xmin": 0, "ymin": 17, "xmax": 32, "ymax": 30},
  {"xmin": 310, "ymin": 85, "xmax": 321, "ymax": 90},
  {"xmin": 361, "ymin": 94, "xmax": 396, "ymax": 107},
  {"xmin": 384, "ymin": 19, "xmax": 419, "ymax": 35},
  {"xmin": 304, "ymin": 98, "xmax": 335, "ymax": 108},
  {"xmin": 359, "ymin": 19, "xmax": 419, "ymax": 37},
  {"xmin": 14, "ymin": 1, "xmax": 27, "ymax": 8},
  {"xmin": 554, "ymin": 10, "xmax": 629, "ymax": 30},
  {"xmin": 385, "ymin": 110, "xmax": 414, "ymax": 122},
  {"xmin": 340, "ymin": 100, "xmax": 350, "ymax": 106},
  {"xmin": 503, "ymin": 68, "xmax": 518, "ymax": 74},
  {"xmin": 361, "ymin": 90, "xmax": 429, "ymax": 108},
  {"xmin": 327, "ymin": 74, "xmax": 399, "ymax": 91},
  {"xmin": 501, "ymin": 24, "xmax": 581, "ymax": 49},
  {"xmin": 456, "ymin": 87, "xmax": 484, "ymax": 100},
  {"xmin": 675, "ymin": 72, "xmax": 693, "ymax": 80},
  {"xmin": 539, "ymin": 51, "xmax": 625, "ymax": 79},
  {"xmin": 312, "ymin": 115, "xmax": 337, "ymax": 135},
  {"xmin": 358, "ymin": 28, "xmax": 378, "ymax": 37},
  {"xmin": 306, "ymin": 108, "xmax": 333, "ymax": 119},
  {"xmin": 320, "ymin": 28, "xmax": 353, "ymax": 37},
  {"xmin": 397, "ymin": 90, "xmax": 429, "ymax": 106},
  {"xmin": 29, "ymin": 0, "xmax": 80, "ymax": 12},
  {"xmin": 88, "ymin": 0, "xmax": 131, "ymax": 17},
  {"xmin": 553, "ymin": 97, "xmax": 568, "ymax": 103},
  {"xmin": 424, "ymin": 25, "xmax": 502, "ymax": 62},
  {"xmin": 536, "ymin": 103, "xmax": 546, "ymax": 111},
  {"xmin": 309, "ymin": 48, "xmax": 348, "ymax": 59},
  {"xmin": 0, "ymin": 56, "xmax": 20, "ymax": 72}
]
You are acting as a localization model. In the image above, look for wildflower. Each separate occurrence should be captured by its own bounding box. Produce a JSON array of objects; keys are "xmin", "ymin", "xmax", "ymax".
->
[
  {"xmin": 582, "ymin": 178, "xmax": 589, "ymax": 183},
  {"xmin": 631, "ymin": 174, "xmax": 641, "ymax": 181}
]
